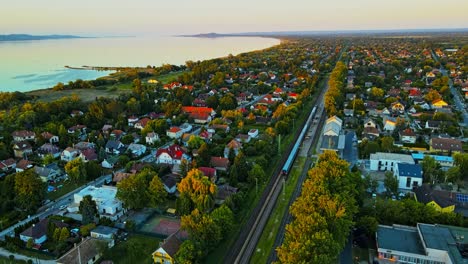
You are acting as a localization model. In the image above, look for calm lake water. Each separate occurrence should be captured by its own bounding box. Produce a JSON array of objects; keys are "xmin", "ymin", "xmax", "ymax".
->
[{"xmin": 0, "ymin": 36, "xmax": 279, "ymax": 92}]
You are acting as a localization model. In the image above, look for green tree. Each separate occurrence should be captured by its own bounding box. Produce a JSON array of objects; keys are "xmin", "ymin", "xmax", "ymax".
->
[
  {"xmin": 421, "ymin": 156, "xmax": 441, "ymax": 184},
  {"xmin": 65, "ymin": 158, "xmax": 87, "ymax": 183},
  {"xmin": 59, "ymin": 227, "xmax": 69, "ymax": 242},
  {"xmin": 248, "ymin": 164, "xmax": 266, "ymax": 185},
  {"xmin": 384, "ymin": 171, "xmax": 398, "ymax": 196},
  {"xmin": 175, "ymin": 240, "xmax": 202, "ymax": 264},
  {"xmin": 53, "ymin": 228, "xmax": 61, "ymax": 241},
  {"xmin": 116, "ymin": 172, "xmax": 148, "ymax": 209},
  {"xmin": 43, "ymin": 154, "xmax": 55, "ymax": 165},
  {"xmin": 181, "ymin": 209, "xmax": 222, "ymax": 249},
  {"xmin": 356, "ymin": 216, "xmax": 379, "ymax": 236},
  {"xmin": 218, "ymin": 95, "xmax": 237, "ymax": 111},
  {"xmin": 196, "ymin": 143, "xmax": 210, "ymax": 167},
  {"xmin": 445, "ymin": 167, "xmax": 461, "ymax": 183},
  {"xmin": 211, "ymin": 205, "xmax": 234, "ymax": 237},
  {"xmin": 14, "ymin": 170, "xmax": 45, "ymax": 212},
  {"xmin": 187, "ymin": 135, "xmax": 204, "ymax": 150},
  {"xmin": 26, "ymin": 238, "xmax": 34, "ymax": 249},
  {"xmin": 79, "ymin": 195, "xmax": 97, "ymax": 225},
  {"xmin": 148, "ymin": 175, "xmax": 167, "ymax": 208},
  {"xmin": 453, "ymin": 153, "xmax": 468, "ymax": 180},
  {"xmin": 381, "ymin": 136, "xmax": 394, "ymax": 152}
]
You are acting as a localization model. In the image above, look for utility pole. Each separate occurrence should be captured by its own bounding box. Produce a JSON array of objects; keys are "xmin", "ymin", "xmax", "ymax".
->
[
  {"xmin": 255, "ymin": 177, "xmax": 258, "ymax": 194},
  {"xmin": 278, "ymin": 134, "xmax": 281, "ymax": 155}
]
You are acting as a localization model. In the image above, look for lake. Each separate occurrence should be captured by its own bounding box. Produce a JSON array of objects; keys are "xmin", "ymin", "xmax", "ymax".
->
[{"xmin": 0, "ymin": 36, "xmax": 280, "ymax": 92}]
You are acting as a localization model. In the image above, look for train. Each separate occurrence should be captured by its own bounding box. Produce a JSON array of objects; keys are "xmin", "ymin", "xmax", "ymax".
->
[{"xmin": 281, "ymin": 106, "xmax": 318, "ymax": 176}]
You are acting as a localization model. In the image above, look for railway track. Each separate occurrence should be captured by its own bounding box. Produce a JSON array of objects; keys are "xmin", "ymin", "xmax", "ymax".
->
[{"xmin": 224, "ymin": 76, "xmax": 329, "ymax": 264}]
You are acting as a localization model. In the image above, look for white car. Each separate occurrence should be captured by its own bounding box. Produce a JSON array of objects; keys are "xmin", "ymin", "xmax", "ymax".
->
[{"xmin": 59, "ymin": 205, "xmax": 67, "ymax": 210}]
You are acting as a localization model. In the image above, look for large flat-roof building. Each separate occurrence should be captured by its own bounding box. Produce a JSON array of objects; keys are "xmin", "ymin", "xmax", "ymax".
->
[
  {"xmin": 370, "ymin": 152, "xmax": 414, "ymax": 171},
  {"xmin": 68, "ymin": 186, "xmax": 124, "ymax": 221},
  {"xmin": 376, "ymin": 223, "xmax": 468, "ymax": 264}
]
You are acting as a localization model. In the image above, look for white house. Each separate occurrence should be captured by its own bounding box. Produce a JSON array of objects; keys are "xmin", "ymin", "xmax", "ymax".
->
[
  {"xmin": 156, "ymin": 144, "xmax": 188, "ymax": 165},
  {"xmin": 248, "ymin": 129, "xmax": 259, "ymax": 139},
  {"xmin": 90, "ymin": 225, "xmax": 119, "ymax": 240},
  {"xmin": 41, "ymin": 132, "xmax": 59, "ymax": 144},
  {"xmin": 179, "ymin": 123, "xmax": 193, "ymax": 133},
  {"xmin": 394, "ymin": 163, "xmax": 423, "ymax": 190},
  {"xmin": 370, "ymin": 152, "xmax": 415, "ymax": 171},
  {"xmin": 399, "ymin": 129, "xmax": 417, "ymax": 144},
  {"xmin": 383, "ymin": 119, "xmax": 396, "ymax": 132},
  {"xmin": 11, "ymin": 130, "xmax": 36, "ymax": 142},
  {"xmin": 166, "ymin": 127, "xmax": 183, "ymax": 139},
  {"xmin": 69, "ymin": 186, "xmax": 124, "ymax": 221},
  {"xmin": 145, "ymin": 132, "xmax": 159, "ymax": 145},
  {"xmin": 60, "ymin": 147, "xmax": 80, "ymax": 162},
  {"xmin": 127, "ymin": 143, "xmax": 146, "ymax": 157}
]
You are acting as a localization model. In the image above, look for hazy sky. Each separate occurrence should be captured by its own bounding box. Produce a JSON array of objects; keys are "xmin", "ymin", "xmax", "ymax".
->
[{"xmin": 1, "ymin": 0, "xmax": 468, "ymax": 35}]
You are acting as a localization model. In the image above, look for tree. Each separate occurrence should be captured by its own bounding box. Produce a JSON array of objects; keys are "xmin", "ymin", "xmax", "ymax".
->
[
  {"xmin": 177, "ymin": 169, "xmax": 217, "ymax": 213},
  {"xmin": 175, "ymin": 240, "xmax": 202, "ymax": 264},
  {"xmin": 445, "ymin": 167, "xmax": 461, "ymax": 183},
  {"xmin": 85, "ymin": 161, "xmax": 102, "ymax": 180},
  {"xmin": 65, "ymin": 158, "xmax": 87, "ymax": 183},
  {"xmin": 187, "ymin": 135, "xmax": 204, "ymax": 150},
  {"xmin": 53, "ymin": 228, "xmax": 61, "ymax": 241},
  {"xmin": 116, "ymin": 172, "xmax": 148, "ymax": 209},
  {"xmin": 380, "ymin": 136, "xmax": 394, "ymax": 152},
  {"xmin": 384, "ymin": 171, "xmax": 398, "ymax": 196},
  {"xmin": 370, "ymin": 87, "xmax": 384, "ymax": 98},
  {"xmin": 453, "ymin": 153, "xmax": 468, "ymax": 180},
  {"xmin": 148, "ymin": 175, "xmax": 167, "ymax": 208},
  {"xmin": 196, "ymin": 143, "xmax": 210, "ymax": 167},
  {"xmin": 181, "ymin": 209, "xmax": 222, "ymax": 249},
  {"xmin": 79, "ymin": 195, "xmax": 97, "ymax": 225},
  {"xmin": 356, "ymin": 216, "xmax": 379, "ymax": 236},
  {"xmin": 248, "ymin": 164, "xmax": 266, "ymax": 185},
  {"xmin": 14, "ymin": 170, "xmax": 45, "ymax": 212},
  {"xmin": 218, "ymin": 95, "xmax": 237, "ymax": 111},
  {"xmin": 59, "ymin": 227, "xmax": 69, "ymax": 242},
  {"xmin": 211, "ymin": 205, "xmax": 234, "ymax": 237},
  {"xmin": 26, "ymin": 238, "xmax": 34, "ymax": 249},
  {"xmin": 43, "ymin": 154, "xmax": 55, "ymax": 165},
  {"xmin": 421, "ymin": 156, "xmax": 441, "ymax": 184}
]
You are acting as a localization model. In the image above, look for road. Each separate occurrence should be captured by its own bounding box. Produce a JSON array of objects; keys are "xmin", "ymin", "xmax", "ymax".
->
[
  {"xmin": 0, "ymin": 173, "xmax": 112, "ymax": 240},
  {"xmin": 431, "ymin": 50, "xmax": 468, "ymax": 126}
]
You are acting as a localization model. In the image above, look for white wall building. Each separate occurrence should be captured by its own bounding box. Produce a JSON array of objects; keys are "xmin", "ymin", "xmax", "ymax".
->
[
  {"xmin": 370, "ymin": 152, "xmax": 414, "ymax": 171},
  {"xmin": 69, "ymin": 186, "xmax": 124, "ymax": 221},
  {"xmin": 394, "ymin": 163, "xmax": 423, "ymax": 190}
]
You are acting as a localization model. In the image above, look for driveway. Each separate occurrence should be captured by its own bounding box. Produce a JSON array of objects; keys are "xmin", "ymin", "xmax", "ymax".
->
[{"xmin": 343, "ymin": 131, "xmax": 358, "ymax": 167}]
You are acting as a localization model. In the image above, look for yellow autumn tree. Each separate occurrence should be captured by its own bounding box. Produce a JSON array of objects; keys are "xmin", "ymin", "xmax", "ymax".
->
[{"xmin": 177, "ymin": 169, "xmax": 217, "ymax": 212}]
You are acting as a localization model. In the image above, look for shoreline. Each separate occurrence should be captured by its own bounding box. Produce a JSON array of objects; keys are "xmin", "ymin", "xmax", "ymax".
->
[{"xmin": 20, "ymin": 36, "xmax": 283, "ymax": 97}]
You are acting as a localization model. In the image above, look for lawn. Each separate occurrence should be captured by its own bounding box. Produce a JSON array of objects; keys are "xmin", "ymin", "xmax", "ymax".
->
[
  {"xmin": 151, "ymin": 71, "xmax": 187, "ymax": 84},
  {"xmin": 46, "ymin": 181, "xmax": 82, "ymax": 201},
  {"xmin": 250, "ymin": 157, "xmax": 307, "ymax": 264},
  {"xmin": 100, "ymin": 234, "xmax": 161, "ymax": 264}
]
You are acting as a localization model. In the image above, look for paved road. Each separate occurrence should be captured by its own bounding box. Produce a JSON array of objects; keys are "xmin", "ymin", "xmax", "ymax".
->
[
  {"xmin": 343, "ymin": 131, "xmax": 358, "ymax": 168},
  {"xmin": 0, "ymin": 248, "xmax": 55, "ymax": 264},
  {"xmin": 0, "ymin": 173, "xmax": 112, "ymax": 240},
  {"xmin": 431, "ymin": 50, "xmax": 468, "ymax": 126}
]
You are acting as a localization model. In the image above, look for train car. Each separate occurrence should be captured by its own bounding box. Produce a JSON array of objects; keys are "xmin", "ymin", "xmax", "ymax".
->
[{"xmin": 281, "ymin": 106, "xmax": 317, "ymax": 176}]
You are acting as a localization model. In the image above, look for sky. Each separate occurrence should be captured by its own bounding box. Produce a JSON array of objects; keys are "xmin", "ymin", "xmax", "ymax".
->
[{"xmin": 1, "ymin": 0, "xmax": 468, "ymax": 36}]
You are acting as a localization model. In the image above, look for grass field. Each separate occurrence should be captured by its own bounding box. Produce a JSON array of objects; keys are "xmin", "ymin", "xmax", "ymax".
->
[
  {"xmin": 100, "ymin": 234, "xmax": 161, "ymax": 264},
  {"xmin": 46, "ymin": 181, "xmax": 81, "ymax": 200},
  {"xmin": 250, "ymin": 157, "xmax": 307, "ymax": 264}
]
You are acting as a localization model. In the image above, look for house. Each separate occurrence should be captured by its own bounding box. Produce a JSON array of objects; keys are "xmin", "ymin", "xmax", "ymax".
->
[
  {"xmin": 323, "ymin": 116, "xmax": 343, "ymax": 137},
  {"xmin": 411, "ymin": 153, "xmax": 454, "ymax": 168},
  {"xmin": 69, "ymin": 185, "xmax": 124, "ymax": 220},
  {"xmin": 235, "ymin": 134, "xmax": 251, "ymax": 143},
  {"xmin": 431, "ymin": 99, "xmax": 448, "ymax": 109},
  {"xmin": 70, "ymin": 110, "xmax": 84, "ymax": 117},
  {"xmin": 34, "ymin": 165, "xmax": 61, "ymax": 182},
  {"xmin": 101, "ymin": 156, "xmax": 119, "ymax": 169},
  {"xmin": 343, "ymin": 109, "xmax": 354, "ymax": 117},
  {"xmin": 430, "ymin": 138, "xmax": 463, "ymax": 153},
  {"xmin": 11, "ymin": 130, "xmax": 35, "ymax": 142},
  {"xmin": 74, "ymin": 142, "xmax": 96, "ymax": 151},
  {"xmin": 127, "ymin": 143, "xmax": 147, "ymax": 157},
  {"xmin": 20, "ymin": 218, "xmax": 68, "ymax": 245},
  {"xmin": 0, "ymin": 158, "xmax": 16, "ymax": 172},
  {"xmin": 414, "ymin": 185, "xmax": 456, "ymax": 213},
  {"xmin": 61, "ymin": 147, "xmax": 80, "ymax": 161},
  {"xmin": 394, "ymin": 163, "xmax": 423, "ymax": 190},
  {"xmin": 145, "ymin": 132, "xmax": 160, "ymax": 145},
  {"xmin": 370, "ymin": 152, "xmax": 415, "ymax": 171},
  {"xmin": 425, "ymin": 120, "xmax": 442, "ymax": 131},
  {"xmin": 112, "ymin": 172, "xmax": 135, "ymax": 183},
  {"xmin": 16, "ymin": 159, "xmax": 33, "ymax": 172},
  {"xmin": 209, "ymin": 124, "xmax": 230, "ymax": 133},
  {"xmin": 376, "ymin": 223, "xmax": 468, "ymax": 264},
  {"xmin": 102, "ymin": 125, "xmax": 113, "ymax": 135},
  {"xmin": 362, "ymin": 127, "xmax": 380, "ymax": 139},
  {"xmin": 90, "ymin": 225, "xmax": 119, "ymax": 240},
  {"xmin": 56, "ymin": 237, "xmax": 103, "ymax": 264},
  {"xmin": 127, "ymin": 115, "xmax": 139, "ymax": 126},
  {"xmin": 390, "ymin": 102, "xmax": 405, "ymax": 113},
  {"xmin": 179, "ymin": 123, "xmax": 193, "ymax": 133},
  {"xmin": 383, "ymin": 119, "xmax": 396, "ymax": 132},
  {"xmin": 37, "ymin": 143, "xmax": 61, "ymax": 159},
  {"xmin": 67, "ymin": 125, "xmax": 87, "ymax": 135},
  {"xmin": 198, "ymin": 167, "xmax": 217, "ymax": 182},
  {"xmin": 199, "ymin": 130, "xmax": 213, "ymax": 142},
  {"xmin": 215, "ymin": 184, "xmax": 239, "ymax": 205},
  {"xmin": 189, "ymin": 112, "xmax": 212, "ymax": 124},
  {"xmin": 166, "ymin": 127, "xmax": 183, "ymax": 139},
  {"xmin": 248, "ymin": 129, "xmax": 259, "ymax": 139},
  {"xmin": 181, "ymin": 106, "xmax": 216, "ymax": 117},
  {"xmin": 224, "ymin": 139, "xmax": 242, "ymax": 158},
  {"xmin": 364, "ymin": 119, "xmax": 377, "ymax": 129},
  {"xmin": 134, "ymin": 118, "xmax": 151, "ymax": 130},
  {"xmin": 399, "ymin": 128, "xmax": 417, "ymax": 144},
  {"xmin": 156, "ymin": 144, "xmax": 189, "ymax": 165},
  {"xmin": 105, "ymin": 140, "xmax": 125, "ymax": 155},
  {"xmin": 210, "ymin": 157, "xmax": 230, "ymax": 172},
  {"xmin": 41, "ymin": 132, "xmax": 59, "ymax": 143},
  {"xmin": 162, "ymin": 174, "xmax": 178, "ymax": 194},
  {"xmin": 110, "ymin": 130, "xmax": 125, "ymax": 140},
  {"xmin": 13, "ymin": 141, "xmax": 33, "ymax": 158},
  {"xmin": 80, "ymin": 149, "xmax": 98, "ymax": 162},
  {"xmin": 152, "ymin": 233, "xmax": 183, "ymax": 264}
]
